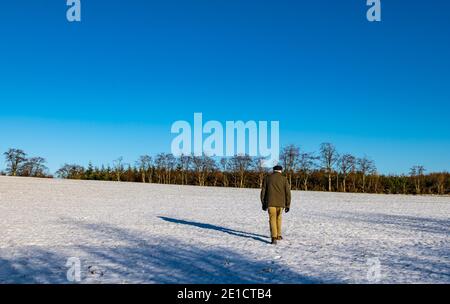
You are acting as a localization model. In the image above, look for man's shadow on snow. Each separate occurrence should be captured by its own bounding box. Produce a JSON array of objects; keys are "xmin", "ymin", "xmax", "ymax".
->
[
  {"xmin": 158, "ymin": 216, "xmax": 270, "ymax": 244},
  {"xmin": 1, "ymin": 218, "xmax": 323, "ymax": 283}
]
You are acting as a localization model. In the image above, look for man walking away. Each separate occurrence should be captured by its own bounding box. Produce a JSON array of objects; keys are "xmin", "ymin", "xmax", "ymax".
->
[{"xmin": 260, "ymin": 165, "xmax": 292, "ymax": 245}]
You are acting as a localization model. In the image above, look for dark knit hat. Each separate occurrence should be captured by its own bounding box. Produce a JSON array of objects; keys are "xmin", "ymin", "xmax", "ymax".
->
[{"xmin": 273, "ymin": 165, "xmax": 283, "ymax": 171}]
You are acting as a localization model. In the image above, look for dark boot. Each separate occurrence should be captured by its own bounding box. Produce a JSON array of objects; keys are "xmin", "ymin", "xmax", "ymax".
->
[
  {"xmin": 271, "ymin": 237, "xmax": 277, "ymax": 245},
  {"xmin": 277, "ymin": 236, "xmax": 283, "ymax": 241}
]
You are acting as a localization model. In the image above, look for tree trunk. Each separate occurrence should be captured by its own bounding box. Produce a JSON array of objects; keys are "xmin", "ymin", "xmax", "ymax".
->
[{"xmin": 362, "ymin": 174, "xmax": 366, "ymax": 193}]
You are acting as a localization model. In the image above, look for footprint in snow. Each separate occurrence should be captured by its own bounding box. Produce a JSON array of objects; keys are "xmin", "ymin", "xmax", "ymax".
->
[
  {"xmin": 261, "ymin": 267, "xmax": 274, "ymax": 273},
  {"xmin": 223, "ymin": 260, "xmax": 233, "ymax": 266},
  {"xmin": 87, "ymin": 266, "xmax": 104, "ymax": 277}
]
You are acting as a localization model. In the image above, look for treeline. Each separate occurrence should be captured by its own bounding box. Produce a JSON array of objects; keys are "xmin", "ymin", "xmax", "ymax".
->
[
  {"xmin": 1, "ymin": 149, "xmax": 49, "ymax": 178},
  {"xmin": 1, "ymin": 145, "xmax": 449, "ymax": 195}
]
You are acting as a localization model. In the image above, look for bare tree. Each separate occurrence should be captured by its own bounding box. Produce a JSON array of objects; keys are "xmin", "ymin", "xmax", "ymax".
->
[
  {"xmin": 220, "ymin": 157, "xmax": 229, "ymax": 187},
  {"xmin": 230, "ymin": 154, "xmax": 253, "ymax": 188},
  {"xmin": 178, "ymin": 154, "xmax": 192, "ymax": 185},
  {"xmin": 372, "ymin": 171, "xmax": 380, "ymax": 193},
  {"xmin": 252, "ymin": 156, "xmax": 268, "ymax": 188},
  {"xmin": 20, "ymin": 157, "xmax": 48, "ymax": 177},
  {"xmin": 154, "ymin": 153, "xmax": 166, "ymax": 183},
  {"xmin": 280, "ymin": 145, "xmax": 300, "ymax": 185},
  {"xmin": 410, "ymin": 165, "xmax": 426, "ymax": 194},
  {"xmin": 339, "ymin": 154, "xmax": 356, "ymax": 192},
  {"xmin": 4, "ymin": 148, "xmax": 27, "ymax": 176},
  {"xmin": 436, "ymin": 173, "xmax": 446, "ymax": 195},
  {"xmin": 165, "ymin": 154, "xmax": 176, "ymax": 184},
  {"xmin": 154, "ymin": 153, "xmax": 176, "ymax": 184},
  {"xmin": 298, "ymin": 152, "xmax": 317, "ymax": 191},
  {"xmin": 192, "ymin": 154, "xmax": 215, "ymax": 186},
  {"xmin": 320, "ymin": 143, "xmax": 339, "ymax": 191},
  {"xmin": 136, "ymin": 155, "xmax": 152, "ymax": 183},
  {"xmin": 56, "ymin": 164, "xmax": 85, "ymax": 179},
  {"xmin": 113, "ymin": 157, "xmax": 124, "ymax": 182},
  {"xmin": 357, "ymin": 156, "xmax": 376, "ymax": 193}
]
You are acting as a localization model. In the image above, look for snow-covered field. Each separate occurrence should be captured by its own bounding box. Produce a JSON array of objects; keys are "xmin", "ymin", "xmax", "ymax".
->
[{"xmin": 0, "ymin": 176, "xmax": 449, "ymax": 284}]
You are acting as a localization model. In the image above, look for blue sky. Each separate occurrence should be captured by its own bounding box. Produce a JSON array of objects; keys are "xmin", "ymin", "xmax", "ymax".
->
[{"xmin": 0, "ymin": 0, "xmax": 449, "ymax": 174}]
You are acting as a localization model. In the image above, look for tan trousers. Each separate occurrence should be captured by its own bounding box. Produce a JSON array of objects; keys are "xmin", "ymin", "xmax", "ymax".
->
[{"xmin": 268, "ymin": 207, "xmax": 283, "ymax": 238}]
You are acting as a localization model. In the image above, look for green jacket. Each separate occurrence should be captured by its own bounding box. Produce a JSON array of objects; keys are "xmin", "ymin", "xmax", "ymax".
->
[{"xmin": 260, "ymin": 172, "xmax": 292, "ymax": 209}]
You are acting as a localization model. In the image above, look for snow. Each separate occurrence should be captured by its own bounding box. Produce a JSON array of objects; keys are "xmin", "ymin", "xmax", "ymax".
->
[{"xmin": 0, "ymin": 176, "xmax": 449, "ymax": 284}]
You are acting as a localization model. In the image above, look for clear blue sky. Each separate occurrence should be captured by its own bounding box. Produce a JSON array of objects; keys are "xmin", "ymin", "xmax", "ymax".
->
[{"xmin": 0, "ymin": 0, "xmax": 449, "ymax": 174}]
